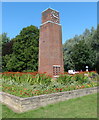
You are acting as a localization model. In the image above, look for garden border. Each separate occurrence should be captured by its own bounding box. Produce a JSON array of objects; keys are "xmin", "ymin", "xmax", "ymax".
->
[{"xmin": 0, "ymin": 87, "xmax": 98, "ymax": 113}]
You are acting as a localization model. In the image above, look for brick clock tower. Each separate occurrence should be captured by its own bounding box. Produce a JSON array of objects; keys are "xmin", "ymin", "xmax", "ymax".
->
[{"xmin": 39, "ymin": 8, "xmax": 64, "ymax": 77}]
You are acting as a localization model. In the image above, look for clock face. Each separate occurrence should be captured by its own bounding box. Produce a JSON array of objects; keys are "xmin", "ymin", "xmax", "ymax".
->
[{"xmin": 50, "ymin": 11, "xmax": 59, "ymax": 23}]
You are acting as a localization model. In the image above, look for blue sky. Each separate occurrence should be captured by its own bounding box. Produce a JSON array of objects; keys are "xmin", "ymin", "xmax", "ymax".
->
[{"xmin": 2, "ymin": 2, "xmax": 97, "ymax": 43}]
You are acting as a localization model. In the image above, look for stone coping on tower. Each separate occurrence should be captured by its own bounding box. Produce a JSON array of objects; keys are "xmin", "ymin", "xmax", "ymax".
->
[
  {"xmin": 42, "ymin": 7, "xmax": 59, "ymax": 13},
  {"xmin": 40, "ymin": 20, "xmax": 61, "ymax": 26}
]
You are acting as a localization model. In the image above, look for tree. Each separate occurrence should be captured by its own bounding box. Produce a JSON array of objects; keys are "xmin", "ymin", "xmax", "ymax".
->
[
  {"xmin": 0, "ymin": 33, "xmax": 11, "ymax": 71},
  {"xmin": 3, "ymin": 25, "xmax": 39, "ymax": 72},
  {"xmin": 91, "ymin": 25, "xmax": 99, "ymax": 52},
  {"xmin": 83, "ymin": 28, "xmax": 90, "ymax": 38},
  {"xmin": 94, "ymin": 25, "xmax": 99, "ymax": 74},
  {"xmin": 0, "ymin": 33, "xmax": 13, "ymax": 56},
  {"xmin": 63, "ymin": 26, "xmax": 98, "ymax": 71},
  {"xmin": 70, "ymin": 40, "xmax": 95, "ymax": 71},
  {"xmin": 95, "ymin": 53, "xmax": 99, "ymax": 74},
  {"xmin": 0, "ymin": 32, "xmax": 10, "ymax": 45}
]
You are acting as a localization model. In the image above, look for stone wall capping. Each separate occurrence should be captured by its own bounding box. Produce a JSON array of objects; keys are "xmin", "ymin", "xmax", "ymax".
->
[{"xmin": 0, "ymin": 91, "xmax": 21, "ymax": 100}]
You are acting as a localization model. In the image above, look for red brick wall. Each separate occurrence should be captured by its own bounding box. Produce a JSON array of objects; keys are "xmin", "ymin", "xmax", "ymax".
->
[
  {"xmin": 39, "ymin": 22, "xmax": 64, "ymax": 76},
  {"xmin": 39, "ymin": 8, "xmax": 64, "ymax": 76}
]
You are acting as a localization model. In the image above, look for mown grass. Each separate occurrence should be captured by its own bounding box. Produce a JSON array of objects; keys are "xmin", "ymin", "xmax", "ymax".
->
[{"xmin": 1, "ymin": 93, "xmax": 98, "ymax": 118}]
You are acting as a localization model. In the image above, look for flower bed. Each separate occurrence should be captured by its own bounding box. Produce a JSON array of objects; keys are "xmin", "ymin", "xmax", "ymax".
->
[{"xmin": 0, "ymin": 71, "xmax": 98, "ymax": 98}]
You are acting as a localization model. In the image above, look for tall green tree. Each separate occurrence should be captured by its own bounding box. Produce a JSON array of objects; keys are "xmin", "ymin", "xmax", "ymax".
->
[
  {"xmin": 95, "ymin": 53, "xmax": 99, "ymax": 74},
  {"xmin": 0, "ymin": 32, "xmax": 13, "ymax": 56},
  {"xmin": 0, "ymin": 33, "xmax": 11, "ymax": 72},
  {"xmin": 63, "ymin": 26, "xmax": 98, "ymax": 71},
  {"xmin": 3, "ymin": 25, "xmax": 39, "ymax": 72},
  {"xmin": 91, "ymin": 25, "xmax": 99, "ymax": 52},
  {"xmin": 0, "ymin": 32, "xmax": 10, "ymax": 45},
  {"xmin": 70, "ymin": 40, "xmax": 95, "ymax": 71}
]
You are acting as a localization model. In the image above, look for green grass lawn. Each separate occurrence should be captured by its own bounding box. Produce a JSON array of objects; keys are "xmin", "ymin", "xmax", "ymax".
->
[{"xmin": 1, "ymin": 93, "xmax": 98, "ymax": 118}]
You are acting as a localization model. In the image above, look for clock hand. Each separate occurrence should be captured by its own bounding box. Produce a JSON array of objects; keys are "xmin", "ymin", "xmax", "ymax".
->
[{"xmin": 53, "ymin": 14, "xmax": 59, "ymax": 19}]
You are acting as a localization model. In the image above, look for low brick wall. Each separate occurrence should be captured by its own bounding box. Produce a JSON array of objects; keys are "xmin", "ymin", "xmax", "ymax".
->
[{"xmin": 0, "ymin": 87, "xmax": 98, "ymax": 113}]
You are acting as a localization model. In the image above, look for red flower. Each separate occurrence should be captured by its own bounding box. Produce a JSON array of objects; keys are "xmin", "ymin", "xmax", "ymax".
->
[
  {"xmin": 81, "ymin": 85, "xmax": 85, "ymax": 88},
  {"xmin": 60, "ymin": 89, "xmax": 62, "ymax": 91},
  {"xmin": 24, "ymin": 92, "xmax": 29, "ymax": 95}
]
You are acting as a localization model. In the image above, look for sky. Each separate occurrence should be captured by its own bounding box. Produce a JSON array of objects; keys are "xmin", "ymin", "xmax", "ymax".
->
[{"xmin": 2, "ymin": 2, "xmax": 97, "ymax": 44}]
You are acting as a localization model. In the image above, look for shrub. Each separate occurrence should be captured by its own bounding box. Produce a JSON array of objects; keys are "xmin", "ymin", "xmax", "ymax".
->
[
  {"xmin": 56, "ymin": 74, "xmax": 73, "ymax": 85},
  {"xmin": 1, "ymin": 72, "xmax": 52, "ymax": 86},
  {"xmin": 31, "ymin": 73, "xmax": 52, "ymax": 85},
  {"xmin": 73, "ymin": 73, "xmax": 90, "ymax": 84}
]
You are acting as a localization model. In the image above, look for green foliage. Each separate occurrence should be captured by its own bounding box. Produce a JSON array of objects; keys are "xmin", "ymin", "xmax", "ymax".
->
[
  {"xmin": 2, "ymin": 41, "xmax": 13, "ymax": 56},
  {"xmin": 2, "ymin": 25, "xmax": 39, "ymax": 72},
  {"xmin": 95, "ymin": 53, "xmax": 99, "ymax": 74},
  {"xmin": 71, "ymin": 40, "xmax": 95, "ymax": 71},
  {"xmin": 1, "ymin": 72, "xmax": 97, "ymax": 97},
  {"xmin": 32, "ymin": 73, "xmax": 52, "ymax": 85},
  {"xmin": 1, "ymin": 71, "xmax": 97, "ymax": 97},
  {"xmin": 2, "ymin": 72, "xmax": 52, "ymax": 86},
  {"xmin": 57, "ymin": 71, "xmax": 98, "ymax": 87},
  {"xmin": 0, "ymin": 33, "xmax": 11, "ymax": 72},
  {"xmin": 91, "ymin": 25, "xmax": 99, "ymax": 52},
  {"xmin": 73, "ymin": 73, "xmax": 89, "ymax": 84},
  {"xmin": 0, "ymin": 32, "xmax": 10, "ymax": 45},
  {"xmin": 57, "ymin": 74, "xmax": 73, "ymax": 85},
  {"xmin": 2, "ymin": 55, "xmax": 12, "ymax": 71},
  {"xmin": 63, "ymin": 26, "xmax": 99, "ymax": 71}
]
